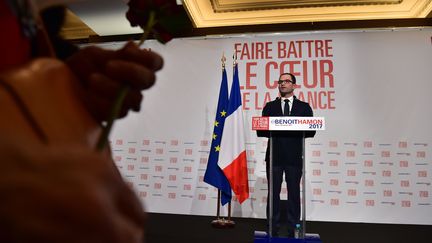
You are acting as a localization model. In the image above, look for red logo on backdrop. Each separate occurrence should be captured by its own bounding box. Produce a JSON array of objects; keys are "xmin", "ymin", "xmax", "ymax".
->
[
  {"xmin": 365, "ymin": 180, "xmax": 374, "ymax": 187},
  {"xmin": 156, "ymin": 148, "xmax": 164, "ymax": 154},
  {"xmin": 140, "ymin": 174, "xmax": 148, "ymax": 180},
  {"xmin": 248, "ymin": 168, "xmax": 255, "ymax": 174},
  {"xmin": 170, "ymin": 140, "xmax": 179, "ymax": 146},
  {"xmin": 141, "ymin": 156, "xmax": 149, "ymax": 162},
  {"xmin": 330, "ymin": 179, "xmax": 339, "ymax": 186},
  {"xmin": 139, "ymin": 191, "xmax": 147, "ymax": 198},
  {"xmin": 347, "ymin": 170, "xmax": 356, "ymax": 176},
  {"xmin": 366, "ymin": 200, "xmax": 375, "ymax": 207},
  {"xmin": 329, "ymin": 141, "xmax": 338, "ymax": 148},
  {"xmin": 400, "ymin": 160, "xmax": 408, "ymax": 167},
  {"xmin": 330, "ymin": 160, "xmax": 338, "ymax": 166},
  {"xmin": 184, "ymin": 184, "xmax": 191, "ymax": 190},
  {"xmin": 399, "ymin": 141, "xmax": 407, "ymax": 148},
  {"xmin": 382, "ymin": 170, "xmax": 391, "ymax": 177},
  {"xmin": 383, "ymin": 190, "xmax": 392, "ymax": 197},
  {"xmin": 247, "ymin": 149, "xmax": 255, "ymax": 157},
  {"xmin": 116, "ymin": 139, "xmax": 123, "ymax": 145},
  {"xmin": 184, "ymin": 166, "xmax": 192, "ymax": 172},
  {"xmin": 127, "ymin": 164, "xmax": 134, "ymax": 171},
  {"xmin": 168, "ymin": 193, "xmax": 176, "ymax": 199},
  {"xmin": 381, "ymin": 151, "xmax": 390, "ymax": 157},
  {"xmin": 198, "ymin": 194, "xmax": 206, "ymax": 200},
  {"xmin": 418, "ymin": 171, "xmax": 427, "ymax": 177},
  {"xmin": 401, "ymin": 180, "xmax": 410, "ymax": 187},
  {"xmin": 364, "ymin": 160, "xmax": 373, "ymax": 167},
  {"xmin": 199, "ymin": 176, "xmax": 204, "ymax": 182},
  {"xmin": 401, "ymin": 201, "xmax": 411, "ymax": 207},
  {"xmin": 155, "ymin": 165, "xmax": 163, "ymax": 172},
  {"xmin": 114, "ymin": 156, "xmax": 122, "ymax": 162},
  {"xmin": 363, "ymin": 141, "xmax": 372, "ymax": 148},
  {"xmin": 170, "ymin": 157, "xmax": 178, "ymax": 163},
  {"xmin": 154, "ymin": 183, "xmax": 162, "ymax": 189},
  {"xmin": 128, "ymin": 148, "xmax": 136, "ymax": 154},
  {"xmin": 313, "ymin": 188, "xmax": 322, "ymax": 195},
  {"xmin": 313, "ymin": 169, "xmax": 321, "ymax": 176},
  {"xmin": 312, "ymin": 150, "xmax": 321, "ymax": 157},
  {"xmin": 330, "ymin": 198, "xmax": 339, "ymax": 206},
  {"xmin": 200, "ymin": 158, "xmax": 207, "ymax": 164},
  {"xmin": 169, "ymin": 175, "xmax": 176, "ymax": 181},
  {"xmin": 185, "ymin": 148, "xmax": 193, "ymax": 155},
  {"xmin": 417, "ymin": 151, "xmax": 426, "ymax": 158},
  {"xmin": 348, "ymin": 189, "xmax": 357, "ymax": 196},
  {"xmin": 346, "ymin": 151, "xmax": 355, "ymax": 157},
  {"xmin": 420, "ymin": 191, "xmax": 428, "ymax": 198},
  {"xmin": 142, "ymin": 140, "xmax": 150, "ymax": 145},
  {"xmin": 252, "ymin": 116, "xmax": 269, "ymax": 130},
  {"xmin": 200, "ymin": 140, "xmax": 209, "ymax": 146}
]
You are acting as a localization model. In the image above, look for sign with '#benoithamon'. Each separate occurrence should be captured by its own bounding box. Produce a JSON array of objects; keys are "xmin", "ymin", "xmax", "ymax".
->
[{"xmin": 252, "ymin": 117, "xmax": 326, "ymax": 131}]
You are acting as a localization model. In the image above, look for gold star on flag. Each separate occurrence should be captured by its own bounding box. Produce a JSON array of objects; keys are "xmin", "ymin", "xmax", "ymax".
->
[
  {"xmin": 212, "ymin": 133, "xmax": 217, "ymax": 140},
  {"xmin": 220, "ymin": 110, "xmax": 227, "ymax": 117},
  {"xmin": 214, "ymin": 121, "xmax": 219, "ymax": 127},
  {"xmin": 215, "ymin": 145, "xmax": 220, "ymax": 152}
]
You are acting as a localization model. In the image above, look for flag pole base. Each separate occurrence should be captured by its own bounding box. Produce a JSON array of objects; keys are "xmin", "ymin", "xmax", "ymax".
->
[{"xmin": 211, "ymin": 218, "xmax": 235, "ymax": 229}]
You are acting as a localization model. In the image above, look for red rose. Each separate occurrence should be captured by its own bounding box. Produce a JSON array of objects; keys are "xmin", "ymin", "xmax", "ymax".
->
[{"xmin": 125, "ymin": 0, "xmax": 191, "ymax": 44}]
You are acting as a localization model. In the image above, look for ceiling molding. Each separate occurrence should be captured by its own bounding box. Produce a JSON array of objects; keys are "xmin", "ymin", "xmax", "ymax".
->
[
  {"xmin": 61, "ymin": 0, "xmax": 432, "ymax": 40},
  {"xmin": 183, "ymin": 0, "xmax": 432, "ymax": 28},
  {"xmin": 210, "ymin": 0, "xmax": 403, "ymax": 12}
]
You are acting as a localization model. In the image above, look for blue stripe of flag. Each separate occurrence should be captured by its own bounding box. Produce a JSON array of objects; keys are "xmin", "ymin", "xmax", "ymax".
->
[{"xmin": 203, "ymin": 67, "xmax": 232, "ymax": 205}]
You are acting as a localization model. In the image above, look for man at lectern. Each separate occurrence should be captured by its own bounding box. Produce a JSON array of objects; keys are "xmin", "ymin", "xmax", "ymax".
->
[{"xmin": 257, "ymin": 73, "xmax": 315, "ymax": 237}]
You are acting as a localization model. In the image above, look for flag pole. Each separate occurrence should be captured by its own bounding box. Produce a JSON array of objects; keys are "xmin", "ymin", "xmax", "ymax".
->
[
  {"xmin": 210, "ymin": 53, "xmax": 235, "ymax": 229},
  {"xmin": 217, "ymin": 190, "xmax": 221, "ymax": 219},
  {"xmin": 226, "ymin": 52, "xmax": 237, "ymax": 227},
  {"xmin": 228, "ymin": 201, "xmax": 232, "ymax": 220}
]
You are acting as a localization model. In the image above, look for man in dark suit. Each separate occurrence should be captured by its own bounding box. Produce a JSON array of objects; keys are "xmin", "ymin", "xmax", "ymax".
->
[{"xmin": 257, "ymin": 73, "xmax": 315, "ymax": 237}]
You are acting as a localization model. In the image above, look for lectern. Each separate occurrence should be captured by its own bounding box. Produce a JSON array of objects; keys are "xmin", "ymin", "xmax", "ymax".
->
[{"xmin": 252, "ymin": 116, "xmax": 325, "ymax": 243}]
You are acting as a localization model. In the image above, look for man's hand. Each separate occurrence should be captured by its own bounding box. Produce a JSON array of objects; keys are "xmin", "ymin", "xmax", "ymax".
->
[{"xmin": 66, "ymin": 41, "xmax": 163, "ymax": 122}]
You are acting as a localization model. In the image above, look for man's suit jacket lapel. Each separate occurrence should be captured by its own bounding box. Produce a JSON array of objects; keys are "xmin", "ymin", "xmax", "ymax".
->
[
  {"xmin": 290, "ymin": 97, "xmax": 302, "ymax": 116},
  {"xmin": 272, "ymin": 99, "xmax": 283, "ymax": 116}
]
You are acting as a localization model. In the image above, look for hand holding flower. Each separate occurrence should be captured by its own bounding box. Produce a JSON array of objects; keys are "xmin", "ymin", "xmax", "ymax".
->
[
  {"xmin": 66, "ymin": 41, "xmax": 163, "ymax": 122},
  {"xmin": 92, "ymin": 0, "xmax": 191, "ymax": 150}
]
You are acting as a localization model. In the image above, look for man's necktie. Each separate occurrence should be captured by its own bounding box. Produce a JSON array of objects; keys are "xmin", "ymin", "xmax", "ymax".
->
[{"xmin": 284, "ymin": 99, "xmax": 290, "ymax": 116}]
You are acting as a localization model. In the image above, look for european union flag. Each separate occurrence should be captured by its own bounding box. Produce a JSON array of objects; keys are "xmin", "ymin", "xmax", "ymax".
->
[{"xmin": 203, "ymin": 66, "xmax": 232, "ymax": 205}]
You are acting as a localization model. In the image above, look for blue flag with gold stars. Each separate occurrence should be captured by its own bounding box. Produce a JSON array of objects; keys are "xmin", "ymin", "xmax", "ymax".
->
[{"xmin": 204, "ymin": 66, "xmax": 232, "ymax": 205}]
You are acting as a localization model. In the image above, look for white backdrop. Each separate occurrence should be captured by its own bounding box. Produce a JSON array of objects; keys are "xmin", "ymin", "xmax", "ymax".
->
[{"xmin": 103, "ymin": 28, "xmax": 432, "ymax": 225}]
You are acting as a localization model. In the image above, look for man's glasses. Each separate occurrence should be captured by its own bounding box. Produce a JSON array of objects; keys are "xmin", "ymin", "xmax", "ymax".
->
[{"xmin": 278, "ymin": 79, "xmax": 294, "ymax": 85}]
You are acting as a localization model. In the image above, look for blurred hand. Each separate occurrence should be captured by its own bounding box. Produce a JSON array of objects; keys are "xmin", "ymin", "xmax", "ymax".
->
[
  {"xmin": 66, "ymin": 41, "xmax": 163, "ymax": 122},
  {"xmin": 0, "ymin": 138, "xmax": 146, "ymax": 243}
]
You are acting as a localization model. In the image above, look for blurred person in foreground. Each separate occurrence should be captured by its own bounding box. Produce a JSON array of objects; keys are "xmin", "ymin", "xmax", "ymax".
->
[{"xmin": 0, "ymin": 0, "xmax": 163, "ymax": 242}]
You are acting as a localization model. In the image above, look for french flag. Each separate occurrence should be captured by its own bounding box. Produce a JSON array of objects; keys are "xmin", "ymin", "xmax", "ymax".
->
[{"xmin": 217, "ymin": 63, "xmax": 249, "ymax": 203}]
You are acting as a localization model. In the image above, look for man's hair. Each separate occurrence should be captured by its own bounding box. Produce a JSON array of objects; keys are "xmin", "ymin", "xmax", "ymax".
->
[{"xmin": 279, "ymin": 73, "xmax": 296, "ymax": 84}]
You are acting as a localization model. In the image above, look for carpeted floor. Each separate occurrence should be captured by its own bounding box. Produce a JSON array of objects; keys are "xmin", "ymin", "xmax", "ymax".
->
[{"xmin": 146, "ymin": 213, "xmax": 431, "ymax": 243}]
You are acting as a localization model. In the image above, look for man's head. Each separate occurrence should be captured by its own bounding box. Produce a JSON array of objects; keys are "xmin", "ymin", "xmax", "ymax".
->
[{"xmin": 278, "ymin": 73, "xmax": 296, "ymax": 98}]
